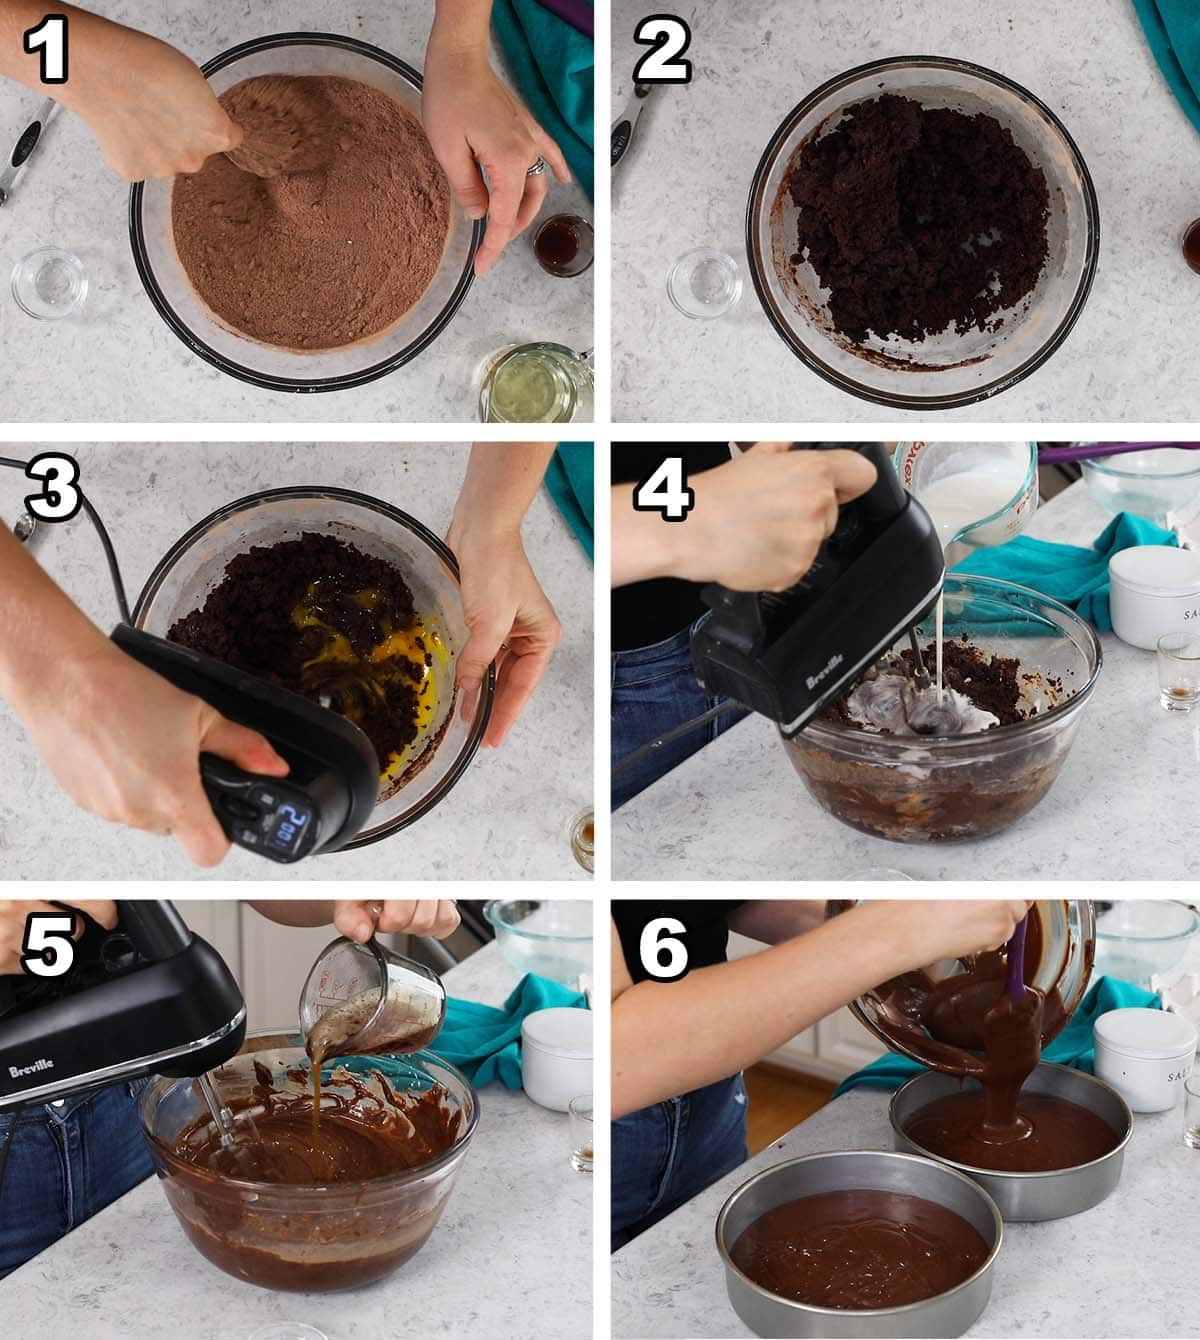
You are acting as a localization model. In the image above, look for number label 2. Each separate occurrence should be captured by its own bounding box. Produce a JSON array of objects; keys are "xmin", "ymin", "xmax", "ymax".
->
[
  {"xmin": 639, "ymin": 917, "xmax": 689, "ymax": 980},
  {"xmin": 24, "ymin": 452, "xmax": 81, "ymax": 522},
  {"xmin": 633, "ymin": 16, "xmax": 692, "ymax": 85},
  {"xmin": 23, "ymin": 15, "xmax": 69, "ymax": 85},
  {"xmin": 21, "ymin": 910, "xmax": 78, "ymax": 978},
  {"xmin": 633, "ymin": 456, "xmax": 694, "ymax": 522}
]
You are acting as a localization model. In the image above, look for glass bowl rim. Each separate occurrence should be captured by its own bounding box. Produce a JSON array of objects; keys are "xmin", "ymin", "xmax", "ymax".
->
[
  {"xmin": 745, "ymin": 53, "xmax": 1101, "ymax": 411},
  {"xmin": 1081, "ymin": 451, "xmax": 1200, "ymax": 482},
  {"xmin": 127, "ymin": 30, "xmax": 482, "ymax": 395},
  {"xmin": 129, "ymin": 484, "xmax": 495, "ymax": 849},
  {"xmin": 483, "ymin": 898, "xmax": 593, "ymax": 943},
  {"xmin": 1095, "ymin": 901, "xmax": 1200, "ymax": 944},
  {"xmin": 794, "ymin": 572, "xmax": 1104, "ymax": 750},
  {"xmin": 139, "ymin": 1036, "xmax": 480, "ymax": 1195}
]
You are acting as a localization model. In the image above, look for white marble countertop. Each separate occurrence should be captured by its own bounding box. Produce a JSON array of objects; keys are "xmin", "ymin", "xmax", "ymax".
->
[
  {"xmin": 614, "ymin": 480, "xmax": 1195, "ymax": 881},
  {"xmin": 0, "ymin": 1, "xmax": 592, "ymax": 424},
  {"xmin": 0, "ymin": 442, "xmax": 594, "ymax": 879},
  {"xmin": 2, "ymin": 938, "xmax": 594, "ymax": 1340},
  {"xmin": 612, "ymin": 0, "xmax": 1200, "ymax": 422},
  {"xmin": 612, "ymin": 1085, "xmax": 1196, "ymax": 1339}
]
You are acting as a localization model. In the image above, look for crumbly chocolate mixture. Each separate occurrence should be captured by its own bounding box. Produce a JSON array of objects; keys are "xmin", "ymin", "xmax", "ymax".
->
[
  {"xmin": 168, "ymin": 533, "xmax": 426, "ymax": 769},
  {"xmin": 172, "ymin": 74, "xmax": 451, "ymax": 350},
  {"xmin": 786, "ymin": 94, "xmax": 1050, "ymax": 344},
  {"xmin": 826, "ymin": 636, "xmax": 1026, "ymax": 730}
]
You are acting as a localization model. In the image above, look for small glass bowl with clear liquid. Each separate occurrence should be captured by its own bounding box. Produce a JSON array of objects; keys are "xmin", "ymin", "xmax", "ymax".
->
[
  {"xmin": 478, "ymin": 342, "xmax": 593, "ymax": 423},
  {"xmin": 11, "ymin": 247, "xmax": 88, "ymax": 319}
]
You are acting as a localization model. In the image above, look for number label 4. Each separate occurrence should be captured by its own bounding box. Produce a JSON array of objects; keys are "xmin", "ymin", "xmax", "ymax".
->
[{"xmin": 633, "ymin": 456, "xmax": 694, "ymax": 522}]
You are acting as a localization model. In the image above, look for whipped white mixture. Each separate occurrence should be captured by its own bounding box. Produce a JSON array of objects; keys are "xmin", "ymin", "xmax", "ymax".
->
[{"xmin": 845, "ymin": 673, "xmax": 999, "ymax": 737}]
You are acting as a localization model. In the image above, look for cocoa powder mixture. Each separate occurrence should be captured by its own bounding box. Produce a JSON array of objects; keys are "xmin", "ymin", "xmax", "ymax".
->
[
  {"xmin": 168, "ymin": 533, "xmax": 426, "ymax": 770},
  {"xmin": 786, "ymin": 94, "xmax": 1050, "ymax": 344},
  {"xmin": 172, "ymin": 74, "xmax": 451, "ymax": 350}
]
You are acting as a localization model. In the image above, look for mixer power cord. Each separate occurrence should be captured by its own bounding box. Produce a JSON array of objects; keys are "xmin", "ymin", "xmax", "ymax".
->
[
  {"xmin": 0, "ymin": 456, "xmax": 131, "ymax": 623},
  {"xmin": 612, "ymin": 699, "xmax": 740, "ymax": 779}
]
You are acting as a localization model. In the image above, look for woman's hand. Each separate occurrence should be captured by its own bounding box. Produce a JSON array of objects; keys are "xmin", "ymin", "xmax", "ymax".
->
[
  {"xmin": 866, "ymin": 900, "xmax": 1034, "ymax": 969},
  {"xmin": 423, "ymin": 30, "xmax": 570, "ymax": 277},
  {"xmin": 14, "ymin": 641, "xmax": 288, "ymax": 867},
  {"xmin": 333, "ymin": 900, "xmax": 461, "ymax": 942},
  {"xmin": 447, "ymin": 521, "xmax": 562, "ymax": 747},
  {"xmin": 56, "ymin": 14, "xmax": 241, "ymax": 180},
  {"xmin": 0, "ymin": 899, "xmax": 116, "ymax": 974}
]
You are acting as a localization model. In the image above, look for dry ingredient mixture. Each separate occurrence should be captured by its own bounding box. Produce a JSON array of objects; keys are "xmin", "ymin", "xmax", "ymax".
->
[
  {"xmin": 172, "ymin": 74, "xmax": 451, "ymax": 350},
  {"xmin": 168, "ymin": 533, "xmax": 446, "ymax": 782},
  {"xmin": 730, "ymin": 1189, "xmax": 989, "ymax": 1309},
  {"xmin": 786, "ymin": 94, "xmax": 1050, "ymax": 345}
]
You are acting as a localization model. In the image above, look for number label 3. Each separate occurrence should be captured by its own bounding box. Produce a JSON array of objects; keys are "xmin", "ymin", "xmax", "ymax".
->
[
  {"xmin": 633, "ymin": 16, "xmax": 692, "ymax": 85},
  {"xmin": 21, "ymin": 911, "xmax": 78, "ymax": 978},
  {"xmin": 25, "ymin": 452, "xmax": 82, "ymax": 522},
  {"xmin": 634, "ymin": 456, "xmax": 694, "ymax": 522},
  {"xmin": 23, "ymin": 15, "xmax": 69, "ymax": 85},
  {"xmin": 640, "ymin": 917, "xmax": 689, "ymax": 980}
]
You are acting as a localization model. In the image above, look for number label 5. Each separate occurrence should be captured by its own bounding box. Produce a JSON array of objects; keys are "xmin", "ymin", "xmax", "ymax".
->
[
  {"xmin": 21, "ymin": 911, "xmax": 78, "ymax": 978},
  {"xmin": 633, "ymin": 16, "xmax": 692, "ymax": 86},
  {"xmin": 633, "ymin": 456, "xmax": 694, "ymax": 522},
  {"xmin": 639, "ymin": 916, "xmax": 689, "ymax": 979}
]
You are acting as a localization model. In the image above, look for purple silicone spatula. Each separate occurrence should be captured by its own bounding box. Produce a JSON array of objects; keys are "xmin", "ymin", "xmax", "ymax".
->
[{"xmin": 1005, "ymin": 914, "xmax": 1029, "ymax": 1001}]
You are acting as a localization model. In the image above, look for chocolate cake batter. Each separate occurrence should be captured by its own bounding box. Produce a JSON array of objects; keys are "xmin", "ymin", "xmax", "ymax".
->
[
  {"xmin": 785, "ymin": 94, "xmax": 1050, "ymax": 345},
  {"xmin": 169, "ymin": 533, "xmax": 441, "ymax": 779},
  {"xmin": 730, "ymin": 1189, "xmax": 989, "ymax": 1309},
  {"xmin": 172, "ymin": 74, "xmax": 451, "ymax": 350}
]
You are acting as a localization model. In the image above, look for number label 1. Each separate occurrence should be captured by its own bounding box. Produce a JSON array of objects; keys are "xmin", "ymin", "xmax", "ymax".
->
[
  {"xmin": 23, "ymin": 14, "xmax": 69, "ymax": 85},
  {"xmin": 24, "ymin": 451, "xmax": 81, "ymax": 522},
  {"xmin": 639, "ymin": 916, "xmax": 689, "ymax": 980},
  {"xmin": 633, "ymin": 456, "xmax": 694, "ymax": 522},
  {"xmin": 21, "ymin": 911, "xmax": 77, "ymax": 978},
  {"xmin": 633, "ymin": 15, "xmax": 692, "ymax": 85}
]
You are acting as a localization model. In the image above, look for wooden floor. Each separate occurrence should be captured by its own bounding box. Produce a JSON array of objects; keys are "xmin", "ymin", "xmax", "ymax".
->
[{"xmin": 743, "ymin": 1063, "xmax": 836, "ymax": 1154}]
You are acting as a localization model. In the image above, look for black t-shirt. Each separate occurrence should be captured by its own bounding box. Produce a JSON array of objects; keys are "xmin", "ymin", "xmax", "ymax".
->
[
  {"xmin": 611, "ymin": 444, "xmax": 732, "ymax": 652},
  {"xmin": 613, "ymin": 900, "xmax": 745, "ymax": 984}
]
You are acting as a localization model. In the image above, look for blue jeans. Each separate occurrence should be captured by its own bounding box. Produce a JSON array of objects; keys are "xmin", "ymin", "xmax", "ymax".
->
[
  {"xmin": 611, "ymin": 1073, "xmax": 748, "ymax": 1251},
  {"xmin": 611, "ymin": 621, "xmax": 747, "ymax": 810},
  {"xmin": 0, "ymin": 1080, "xmax": 154, "ymax": 1279}
]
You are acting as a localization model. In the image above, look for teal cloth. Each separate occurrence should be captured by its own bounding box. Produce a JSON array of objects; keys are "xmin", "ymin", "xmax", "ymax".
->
[
  {"xmin": 545, "ymin": 442, "xmax": 594, "ymax": 559},
  {"xmin": 1132, "ymin": 0, "xmax": 1200, "ymax": 139},
  {"xmin": 493, "ymin": 0, "xmax": 594, "ymax": 198},
  {"xmin": 833, "ymin": 977, "xmax": 1161, "ymax": 1097},
  {"xmin": 437, "ymin": 972, "xmax": 586, "ymax": 1088},
  {"xmin": 951, "ymin": 512, "xmax": 1178, "ymax": 629}
]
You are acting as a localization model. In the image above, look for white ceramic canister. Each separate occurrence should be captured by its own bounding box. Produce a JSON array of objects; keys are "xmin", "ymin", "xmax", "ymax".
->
[
  {"xmin": 1108, "ymin": 546, "xmax": 1200, "ymax": 650},
  {"xmin": 1094, "ymin": 1007, "xmax": 1197, "ymax": 1112},
  {"xmin": 521, "ymin": 1006, "xmax": 592, "ymax": 1112}
]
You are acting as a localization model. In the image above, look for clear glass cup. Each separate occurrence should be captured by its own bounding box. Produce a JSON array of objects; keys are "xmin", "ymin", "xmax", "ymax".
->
[
  {"xmin": 533, "ymin": 213, "xmax": 594, "ymax": 277},
  {"xmin": 478, "ymin": 341, "xmax": 594, "ymax": 423},
  {"xmin": 568, "ymin": 1095, "xmax": 593, "ymax": 1172},
  {"xmin": 11, "ymin": 247, "xmax": 87, "ymax": 319},
  {"xmin": 667, "ymin": 248, "xmax": 742, "ymax": 319},
  {"xmin": 1157, "ymin": 632, "xmax": 1200, "ymax": 712},
  {"xmin": 1185, "ymin": 1075, "xmax": 1200, "ymax": 1150},
  {"xmin": 248, "ymin": 1326, "xmax": 329, "ymax": 1340},
  {"xmin": 570, "ymin": 808, "xmax": 594, "ymax": 873},
  {"xmin": 298, "ymin": 934, "xmax": 447, "ymax": 1061}
]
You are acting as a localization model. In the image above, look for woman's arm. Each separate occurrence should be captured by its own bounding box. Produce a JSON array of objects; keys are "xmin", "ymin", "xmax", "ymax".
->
[
  {"xmin": 0, "ymin": 3, "xmax": 239, "ymax": 179},
  {"xmin": 727, "ymin": 900, "xmax": 827, "ymax": 943},
  {"xmin": 249, "ymin": 900, "xmax": 460, "ymax": 941},
  {"xmin": 446, "ymin": 444, "xmax": 562, "ymax": 746},
  {"xmin": 611, "ymin": 900, "xmax": 1030, "ymax": 1118}
]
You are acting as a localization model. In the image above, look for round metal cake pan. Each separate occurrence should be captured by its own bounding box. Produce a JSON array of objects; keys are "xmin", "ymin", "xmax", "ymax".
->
[
  {"xmin": 890, "ymin": 1062, "xmax": 1132, "ymax": 1222},
  {"xmin": 715, "ymin": 1150, "xmax": 1002, "ymax": 1339}
]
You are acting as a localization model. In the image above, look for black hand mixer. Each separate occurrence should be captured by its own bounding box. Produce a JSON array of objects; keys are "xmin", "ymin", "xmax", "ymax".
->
[
  {"xmin": 0, "ymin": 900, "xmax": 245, "ymax": 1113},
  {"xmin": 1, "ymin": 456, "xmax": 379, "ymax": 862},
  {"xmin": 691, "ymin": 443, "xmax": 946, "ymax": 735}
]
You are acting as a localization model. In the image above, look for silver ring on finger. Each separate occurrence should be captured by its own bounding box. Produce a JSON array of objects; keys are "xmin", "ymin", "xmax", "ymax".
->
[{"xmin": 526, "ymin": 156, "xmax": 547, "ymax": 177}]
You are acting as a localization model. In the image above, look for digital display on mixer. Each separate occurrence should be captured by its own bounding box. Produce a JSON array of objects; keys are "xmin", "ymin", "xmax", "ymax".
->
[{"xmin": 268, "ymin": 803, "xmax": 311, "ymax": 855}]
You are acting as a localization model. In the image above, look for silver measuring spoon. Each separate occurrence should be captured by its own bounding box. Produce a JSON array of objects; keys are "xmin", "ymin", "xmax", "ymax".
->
[
  {"xmin": 12, "ymin": 513, "xmax": 36, "ymax": 543},
  {"xmin": 611, "ymin": 84, "xmax": 653, "ymax": 170},
  {"xmin": 0, "ymin": 98, "xmax": 59, "ymax": 206}
]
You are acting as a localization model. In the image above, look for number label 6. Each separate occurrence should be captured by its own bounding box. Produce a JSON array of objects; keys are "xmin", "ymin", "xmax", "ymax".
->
[{"xmin": 639, "ymin": 916, "xmax": 689, "ymax": 979}]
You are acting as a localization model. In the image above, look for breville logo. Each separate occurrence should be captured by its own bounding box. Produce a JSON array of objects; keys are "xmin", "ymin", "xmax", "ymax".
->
[
  {"xmin": 9, "ymin": 1058, "xmax": 53, "ymax": 1079},
  {"xmin": 806, "ymin": 654, "xmax": 844, "ymax": 691}
]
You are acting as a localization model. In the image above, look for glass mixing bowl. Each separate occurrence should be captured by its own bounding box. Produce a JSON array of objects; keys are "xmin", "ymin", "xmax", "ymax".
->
[
  {"xmin": 128, "ymin": 32, "xmax": 481, "ymax": 393},
  {"xmin": 747, "ymin": 56, "xmax": 1099, "ymax": 410},
  {"xmin": 1081, "ymin": 448, "xmax": 1200, "ymax": 526},
  {"xmin": 131, "ymin": 487, "xmax": 493, "ymax": 849},
  {"xmin": 139, "ymin": 1034, "xmax": 477, "ymax": 1292},
  {"xmin": 484, "ymin": 899, "xmax": 593, "ymax": 986},
  {"xmin": 1094, "ymin": 899, "xmax": 1200, "ymax": 987},
  {"xmin": 835, "ymin": 899, "xmax": 1096, "ymax": 1071},
  {"xmin": 782, "ymin": 574, "xmax": 1102, "ymax": 843}
]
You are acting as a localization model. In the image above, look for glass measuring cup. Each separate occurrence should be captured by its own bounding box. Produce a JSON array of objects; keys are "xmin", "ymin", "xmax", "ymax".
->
[
  {"xmin": 298, "ymin": 936, "xmax": 447, "ymax": 1064},
  {"xmin": 477, "ymin": 342, "xmax": 594, "ymax": 423},
  {"xmin": 893, "ymin": 443, "xmax": 1038, "ymax": 554}
]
